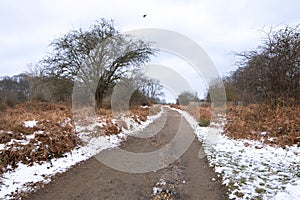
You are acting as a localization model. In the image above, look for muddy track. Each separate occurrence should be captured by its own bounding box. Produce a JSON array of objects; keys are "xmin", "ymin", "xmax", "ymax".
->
[{"xmin": 24, "ymin": 108, "xmax": 228, "ymax": 200}]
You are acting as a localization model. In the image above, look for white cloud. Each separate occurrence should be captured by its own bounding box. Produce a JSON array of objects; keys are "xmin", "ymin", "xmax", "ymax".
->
[{"xmin": 0, "ymin": 0, "xmax": 299, "ymax": 78}]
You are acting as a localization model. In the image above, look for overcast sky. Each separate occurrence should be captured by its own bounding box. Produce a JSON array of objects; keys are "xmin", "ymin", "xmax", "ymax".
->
[{"xmin": 0, "ymin": 0, "xmax": 299, "ymax": 100}]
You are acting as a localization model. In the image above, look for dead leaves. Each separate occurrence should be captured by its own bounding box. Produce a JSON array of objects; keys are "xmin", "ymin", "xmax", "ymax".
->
[
  {"xmin": 0, "ymin": 102, "xmax": 160, "ymax": 174},
  {"xmin": 172, "ymin": 103, "xmax": 299, "ymax": 147},
  {"xmin": 224, "ymin": 104, "xmax": 300, "ymax": 147},
  {"xmin": 0, "ymin": 102, "xmax": 78, "ymax": 174},
  {"xmin": 171, "ymin": 105, "xmax": 212, "ymax": 127}
]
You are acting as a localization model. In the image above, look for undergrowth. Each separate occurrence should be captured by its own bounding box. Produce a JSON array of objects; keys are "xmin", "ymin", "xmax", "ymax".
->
[
  {"xmin": 224, "ymin": 104, "xmax": 300, "ymax": 147},
  {"xmin": 0, "ymin": 101, "xmax": 78, "ymax": 174},
  {"xmin": 170, "ymin": 103, "xmax": 299, "ymax": 147},
  {"xmin": 0, "ymin": 102, "xmax": 160, "ymax": 175}
]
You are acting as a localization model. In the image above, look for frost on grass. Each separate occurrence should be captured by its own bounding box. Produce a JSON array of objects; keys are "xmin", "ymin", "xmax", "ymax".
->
[{"xmin": 174, "ymin": 107, "xmax": 300, "ymax": 200}]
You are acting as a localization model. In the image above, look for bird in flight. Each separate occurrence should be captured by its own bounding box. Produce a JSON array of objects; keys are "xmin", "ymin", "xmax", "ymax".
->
[{"xmin": 143, "ymin": 14, "xmax": 147, "ymax": 18}]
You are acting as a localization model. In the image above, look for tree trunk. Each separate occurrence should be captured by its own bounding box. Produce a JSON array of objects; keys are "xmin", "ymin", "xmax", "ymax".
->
[
  {"xmin": 95, "ymin": 80, "xmax": 106, "ymax": 112},
  {"xmin": 95, "ymin": 97, "xmax": 103, "ymax": 111},
  {"xmin": 95, "ymin": 89, "xmax": 104, "ymax": 111}
]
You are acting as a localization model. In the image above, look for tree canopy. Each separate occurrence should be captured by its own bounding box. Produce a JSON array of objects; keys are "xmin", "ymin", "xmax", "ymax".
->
[{"xmin": 40, "ymin": 19, "xmax": 157, "ymax": 109}]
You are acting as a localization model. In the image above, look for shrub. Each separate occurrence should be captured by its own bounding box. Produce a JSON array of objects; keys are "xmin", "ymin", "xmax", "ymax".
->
[{"xmin": 198, "ymin": 117, "xmax": 210, "ymax": 127}]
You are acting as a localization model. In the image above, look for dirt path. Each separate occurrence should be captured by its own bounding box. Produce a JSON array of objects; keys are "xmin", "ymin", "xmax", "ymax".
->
[{"xmin": 24, "ymin": 108, "xmax": 228, "ymax": 200}]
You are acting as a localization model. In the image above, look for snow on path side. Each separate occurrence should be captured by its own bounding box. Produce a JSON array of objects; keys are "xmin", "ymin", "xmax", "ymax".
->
[
  {"xmin": 0, "ymin": 107, "xmax": 163, "ymax": 199},
  {"xmin": 23, "ymin": 120, "xmax": 38, "ymax": 128},
  {"xmin": 170, "ymin": 107, "xmax": 300, "ymax": 200}
]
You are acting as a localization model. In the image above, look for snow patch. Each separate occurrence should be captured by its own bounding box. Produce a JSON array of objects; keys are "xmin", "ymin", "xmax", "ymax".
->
[
  {"xmin": 152, "ymin": 179, "xmax": 167, "ymax": 196},
  {"xmin": 0, "ymin": 147, "xmax": 90, "ymax": 198},
  {"xmin": 23, "ymin": 120, "xmax": 37, "ymax": 128},
  {"xmin": 273, "ymin": 179, "xmax": 300, "ymax": 200},
  {"xmin": 152, "ymin": 186, "xmax": 162, "ymax": 195}
]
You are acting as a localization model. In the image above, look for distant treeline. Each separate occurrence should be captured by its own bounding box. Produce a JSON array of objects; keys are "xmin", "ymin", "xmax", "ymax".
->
[
  {"xmin": 0, "ymin": 73, "xmax": 164, "ymax": 110},
  {"xmin": 0, "ymin": 74, "xmax": 71, "ymax": 109}
]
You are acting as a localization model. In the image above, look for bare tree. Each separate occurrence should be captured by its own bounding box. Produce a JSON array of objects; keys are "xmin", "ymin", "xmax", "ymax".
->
[
  {"xmin": 41, "ymin": 19, "xmax": 156, "ymax": 110},
  {"xmin": 227, "ymin": 24, "xmax": 300, "ymax": 105},
  {"xmin": 177, "ymin": 91, "xmax": 198, "ymax": 105},
  {"xmin": 110, "ymin": 75, "xmax": 164, "ymax": 111},
  {"xmin": 139, "ymin": 77, "xmax": 164, "ymax": 101}
]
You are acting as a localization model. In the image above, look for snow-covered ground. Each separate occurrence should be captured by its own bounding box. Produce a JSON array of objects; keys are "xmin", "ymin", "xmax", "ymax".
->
[
  {"xmin": 0, "ymin": 107, "xmax": 163, "ymax": 199},
  {"xmin": 174, "ymin": 107, "xmax": 300, "ymax": 200}
]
